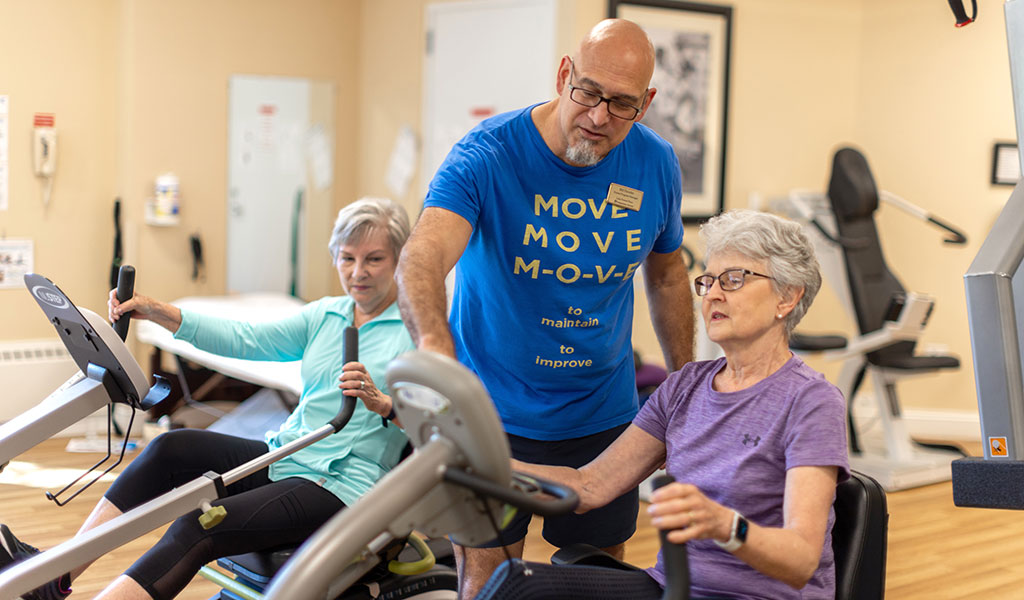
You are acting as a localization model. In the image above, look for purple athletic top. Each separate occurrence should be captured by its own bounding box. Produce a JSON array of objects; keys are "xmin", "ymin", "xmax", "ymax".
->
[{"xmin": 634, "ymin": 355, "xmax": 849, "ymax": 600}]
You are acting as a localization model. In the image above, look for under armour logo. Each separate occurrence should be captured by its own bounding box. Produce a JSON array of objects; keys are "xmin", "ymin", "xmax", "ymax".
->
[{"xmin": 742, "ymin": 434, "xmax": 761, "ymax": 447}]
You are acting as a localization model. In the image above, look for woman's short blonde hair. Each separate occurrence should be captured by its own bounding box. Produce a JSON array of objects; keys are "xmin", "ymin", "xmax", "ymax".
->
[{"xmin": 327, "ymin": 197, "xmax": 411, "ymax": 262}]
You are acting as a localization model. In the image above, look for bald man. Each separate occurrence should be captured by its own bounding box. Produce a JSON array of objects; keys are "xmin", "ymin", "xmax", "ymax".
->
[{"xmin": 397, "ymin": 19, "xmax": 694, "ymax": 598}]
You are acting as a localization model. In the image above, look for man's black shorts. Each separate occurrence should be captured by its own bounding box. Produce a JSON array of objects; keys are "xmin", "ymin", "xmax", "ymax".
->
[{"xmin": 473, "ymin": 421, "xmax": 638, "ymax": 549}]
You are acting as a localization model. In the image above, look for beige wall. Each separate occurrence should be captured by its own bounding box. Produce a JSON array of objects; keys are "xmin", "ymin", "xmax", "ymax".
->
[
  {"xmin": 117, "ymin": 0, "xmax": 359, "ymax": 303},
  {"xmin": 638, "ymin": 0, "xmax": 867, "ymax": 377},
  {"xmin": 849, "ymin": 0, "xmax": 1013, "ymax": 413},
  {"xmin": 0, "ymin": 0, "xmax": 1013, "ymax": 418},
  {"xmin": 0, "ymin": 0, "xmax": 358, "ymax": 341},
  {"xmin": 0, "ymin": 0, "xmax": 121, "ymax": 337},
  {"xmin": 356, "ymin": 0, "xmax": 427, "ymax": 217}
]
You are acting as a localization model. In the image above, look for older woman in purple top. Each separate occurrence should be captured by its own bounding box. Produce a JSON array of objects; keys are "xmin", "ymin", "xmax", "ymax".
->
[{"xmin": 482, "ymin": 209, "xmax": 849, "ymax": 600}]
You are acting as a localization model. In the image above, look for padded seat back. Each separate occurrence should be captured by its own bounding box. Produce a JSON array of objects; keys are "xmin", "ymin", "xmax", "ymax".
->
[
  {"xmin": 832, "ymin": 470, "xmax": 888, "ymax": 600},
  {"xmin": 827, "ymin": 147, "xmax": 917, "ymax": 365}
]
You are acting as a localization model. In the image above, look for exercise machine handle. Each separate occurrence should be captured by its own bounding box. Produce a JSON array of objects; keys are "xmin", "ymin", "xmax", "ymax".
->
[
  {"xmin": 947, "ymin": 0, "xmax": 977, "ymax": 27},
  {"xmin": 113, "ymin": 265, "xmax": 135, "ymax": 341},
  {"xmin": 928, "ymin": 215, "xmax": 968, "ymax": 245},
  {"xmin": 442, "ymin": 468, "xmax": 579, "ymax": 518},
  {"xmin": 343, "ymin": 325, "xmax": 358, "ymax": 368},
  {"xmin": 652, "ymin": 474, "xmax": 690, "ymax": 600},
  {"xmin": 879, "ymin": 190, "xmax": 968, "ymax": 245},
  {"xmin": 329, "ymin": 326, "xmax": 358, "ymax": 432}
]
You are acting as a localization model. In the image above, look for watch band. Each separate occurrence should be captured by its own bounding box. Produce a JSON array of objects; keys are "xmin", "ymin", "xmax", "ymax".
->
[
  {"xmin": 714, "ymin": 510, "xmax": 748, "ymax": 552},
  {"xmin": 381, "ymin": 405, "xmax": 397, "ymax": 428}
]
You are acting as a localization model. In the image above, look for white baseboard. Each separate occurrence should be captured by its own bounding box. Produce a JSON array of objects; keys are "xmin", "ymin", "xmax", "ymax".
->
[
  {"xmin": 852, "ymin": 393, "xmax": 981, "ymax": 442},
  {"xmin": 902, "ymin": 409, "xmax": 981, "ymax": 442}
]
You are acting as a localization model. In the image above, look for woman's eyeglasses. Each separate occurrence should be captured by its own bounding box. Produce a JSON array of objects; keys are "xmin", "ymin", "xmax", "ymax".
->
[{"xmin": 694, "ymin": 269, "xmax": 773, "ymax": 296}]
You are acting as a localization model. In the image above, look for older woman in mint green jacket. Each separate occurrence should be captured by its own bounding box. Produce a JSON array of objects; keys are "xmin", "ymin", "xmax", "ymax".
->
[{"xmin": 0, "ymin": 198, "xmax": 414, "ymax": 600}]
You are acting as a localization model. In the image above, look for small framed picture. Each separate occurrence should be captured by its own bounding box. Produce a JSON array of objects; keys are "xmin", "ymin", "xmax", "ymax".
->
[{"xmin": 992, "ymin": 142, "xmax": 1020, "ymax": 186}]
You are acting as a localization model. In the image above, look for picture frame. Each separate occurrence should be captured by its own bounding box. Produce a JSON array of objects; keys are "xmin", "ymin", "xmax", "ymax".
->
[
  {"xmin": 609, "ymin": 0, "xmax": 732, "ymax": 221},
  {"xmin": 992, "ymin": 142, "xmax": 1020, "ymax": 186}
]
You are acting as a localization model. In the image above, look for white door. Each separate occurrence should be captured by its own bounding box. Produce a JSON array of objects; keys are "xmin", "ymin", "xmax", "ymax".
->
[
  {"xmin": 422, "ymin": 0, "xmax": 558, "ymax": 190},
  {"xmin": 227, "ymin": 76, "xmax": 311, "ymax": 295}
]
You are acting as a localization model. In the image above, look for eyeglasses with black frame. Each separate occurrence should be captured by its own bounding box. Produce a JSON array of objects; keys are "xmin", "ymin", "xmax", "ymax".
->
[
  {"xmin": 694, "ymin": 268, "xmax": 774, "ymax": 297},
  {"xmin": 566, "ymin": 58, "xmax": 645, "ymax": 121}
]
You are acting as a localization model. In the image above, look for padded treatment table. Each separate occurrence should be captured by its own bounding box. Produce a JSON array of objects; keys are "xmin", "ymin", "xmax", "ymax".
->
[{"xmin": 134, "ymin": 293, "xmax": 305, "ymax": 397}]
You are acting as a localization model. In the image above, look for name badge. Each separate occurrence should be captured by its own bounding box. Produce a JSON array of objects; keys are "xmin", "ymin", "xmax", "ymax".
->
[{"xmin": 606, "ymin": 183, "xmax": 643, "ymax": 211}]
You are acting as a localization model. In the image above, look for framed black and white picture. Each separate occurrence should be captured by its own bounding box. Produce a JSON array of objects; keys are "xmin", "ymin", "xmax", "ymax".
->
[
  {"xmin": 992, "ymin": 142, "xmax": 1020, "ymax": 186},
  {"xmin": 609, "ymin": 0, "xmax": 732, "ymax": 221}
]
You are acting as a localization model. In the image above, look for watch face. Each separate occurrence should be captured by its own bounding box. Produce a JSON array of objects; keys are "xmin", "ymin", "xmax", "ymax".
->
[{"xmin": 736, "ymin": 516, "xmax": 749, "ymax": 542}]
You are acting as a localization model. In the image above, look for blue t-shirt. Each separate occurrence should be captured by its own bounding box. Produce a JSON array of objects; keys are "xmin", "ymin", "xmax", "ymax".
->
[
  {"xmin": 425, "ymin": 104, "xmax": 683, "ymax": 440},
  {"xmin": 174, "ymin": 296, "xmax": 414, "ymax": 506},
  {"xmin": 633, "ymin": 355, "xmax": 850, "ymax": 599}
]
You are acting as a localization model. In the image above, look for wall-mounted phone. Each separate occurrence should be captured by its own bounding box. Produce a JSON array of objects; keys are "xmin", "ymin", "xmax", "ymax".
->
[{"xmin": 33, "ymin": 113, "xmax": 56, "ymax": 206}]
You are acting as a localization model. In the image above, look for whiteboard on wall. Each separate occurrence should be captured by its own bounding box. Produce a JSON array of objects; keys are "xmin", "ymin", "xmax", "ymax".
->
[{"xmin": 422, "ymin": 0, "xmax": 558, "ymax": 192}]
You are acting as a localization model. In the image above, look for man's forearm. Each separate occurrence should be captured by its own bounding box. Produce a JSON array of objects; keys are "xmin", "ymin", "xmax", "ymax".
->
[
  {"xmin": 648, "ymin": 281, "xmax": 694, "ymax": 371},
  {"xmin": 396, "ymin": 243, "xmax": 456, "ymax": 357},
  {"xmin": 645, "ymin": 250, "xmax": 695, "ymax": 371}
]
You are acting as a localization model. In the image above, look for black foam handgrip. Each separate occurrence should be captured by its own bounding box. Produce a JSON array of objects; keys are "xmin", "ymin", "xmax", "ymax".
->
[
  {"xmin": 330, "ymin": 326, "xmax": 359, "ymax": 432},
  {"xmin": 113, "ymin": 265, "xmax": 136, "ymax": 341},
  {"xmin": 652, "ymin": 475, "xmax": 690, "ymax": 600},
  {"xmin": 947, "ymin": 0, "xmax": 976, "ymax": 26},
  {"xmin": 343, "ymin": 325, "xmax": 358, "ymax": 365}
]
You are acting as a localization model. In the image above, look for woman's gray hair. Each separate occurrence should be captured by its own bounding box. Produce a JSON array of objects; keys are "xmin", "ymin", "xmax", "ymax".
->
[
  {"xmin": 699, "ymin": 209, "xmax": 821, "ymax": 336},
  {"xmin": 327, "ymin": 197, "xmax": 411, "ymax": 262}
]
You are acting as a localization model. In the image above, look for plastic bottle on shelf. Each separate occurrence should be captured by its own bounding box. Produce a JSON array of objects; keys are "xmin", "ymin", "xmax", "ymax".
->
[{"xmin": 154, "ymin": 173, "xmax": 180, "ymax": 219}]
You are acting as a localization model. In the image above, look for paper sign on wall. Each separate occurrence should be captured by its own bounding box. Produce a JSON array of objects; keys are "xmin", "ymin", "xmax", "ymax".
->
[
  {"xmin": 386, "ymin": 125, "xmax": 418, "ymax": 199},
  {"xmin": 0, "ymin": 239, "xmax": 33, "ymax": 289}
]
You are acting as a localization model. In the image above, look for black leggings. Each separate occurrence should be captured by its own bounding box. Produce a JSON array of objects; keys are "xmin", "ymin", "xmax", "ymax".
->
[{"xmin": 104, "ymin": 429, "xmax": 344, "ymax": 600}]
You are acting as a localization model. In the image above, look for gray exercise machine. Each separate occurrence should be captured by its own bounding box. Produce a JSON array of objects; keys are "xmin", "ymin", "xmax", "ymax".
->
[
  {"xmin": 950, "ymin": 0, "xmax": 1024, "ymax": 509},
  {"xmin": 0, "ymin": 268, "xmax": 170, "ymax": 494},
  {"xmin": 262, "ymin": 350, "xmax": 580, "ymax": 599},
  {"xmin": 951, "ymin": 167, "xmax": 1024, "ymax": 507},
  {"xmin": 261, "ymin": 350, "xmax": 695, "ymax": 600},
  {"xmin": 0, "ymin": 277, "xmax": 384, "ymax": 597}
]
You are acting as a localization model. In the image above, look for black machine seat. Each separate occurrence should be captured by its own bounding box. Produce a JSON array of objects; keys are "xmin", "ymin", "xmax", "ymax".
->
[
  {"xmin": 217, "ymin": 546, "xmax": 295, "ymax": 588},
  {"xmin": 831, "ymin": 471, "xmax": 888, "ymax": 600},
  {"xmin": 828, "ymin": 147, "xmax": 901, "ymax": 353},
  {"xmin": 870, "ymin": 353, "xmax": 959, "ymax": 371},
  {"xmin": 545, "ymin": 471, "xmax": 887, "ymax": 600},
  {"xmin": 789, "ymin": 333, "xmax": 848, "ymax": 352},
  {"xmin": 551, "ymin": 543, "xmax": 644, "ymax": 572}
]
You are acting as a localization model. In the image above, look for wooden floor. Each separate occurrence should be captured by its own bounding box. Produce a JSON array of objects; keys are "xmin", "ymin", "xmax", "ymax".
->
[{"xmin": 1, "ymin": 438, "xmax": 1021, "ymax": 599}]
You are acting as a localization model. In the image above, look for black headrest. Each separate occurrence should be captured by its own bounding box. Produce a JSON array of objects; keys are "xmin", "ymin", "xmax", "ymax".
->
[{"xmin": 828, "ymin": 147, "xmax": 879, "ymax": 220}]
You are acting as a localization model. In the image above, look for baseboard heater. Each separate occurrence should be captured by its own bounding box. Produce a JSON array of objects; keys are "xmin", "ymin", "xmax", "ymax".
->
[{"xmin": 0, "ymin": 339, "xmax": 82, "ymax": 428}]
